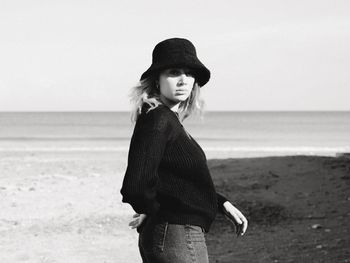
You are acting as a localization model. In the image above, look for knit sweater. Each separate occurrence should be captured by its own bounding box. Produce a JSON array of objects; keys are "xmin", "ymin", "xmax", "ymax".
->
[{"xmin": 120, "ymin": 103, "xmax": 228, "ymax": 233}]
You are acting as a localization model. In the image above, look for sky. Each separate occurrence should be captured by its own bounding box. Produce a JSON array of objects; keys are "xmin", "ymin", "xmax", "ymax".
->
[{"xmin": 0, "ymin": 0, "xmax": 349, "ymax": 111}]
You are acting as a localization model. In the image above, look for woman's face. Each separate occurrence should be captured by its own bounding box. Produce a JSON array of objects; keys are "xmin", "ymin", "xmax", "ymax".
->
[{"xmin": 158, "ymin": 67, "xmax": 196, "ymax": 105}]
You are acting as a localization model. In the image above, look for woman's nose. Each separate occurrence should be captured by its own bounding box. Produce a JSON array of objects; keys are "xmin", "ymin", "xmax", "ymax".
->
[
  {"xmin": 179, "ymin": 72, "xmax": 188, "ymax": 82},
  {"xmin": 178, "ymin": 76, "xmax": 187, "ymax": 85}
]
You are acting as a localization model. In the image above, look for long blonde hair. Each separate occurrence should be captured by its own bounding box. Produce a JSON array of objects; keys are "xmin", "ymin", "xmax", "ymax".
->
[{"xmin": 129, "ymin": 75, "xmax": 205, "ymax": 123}]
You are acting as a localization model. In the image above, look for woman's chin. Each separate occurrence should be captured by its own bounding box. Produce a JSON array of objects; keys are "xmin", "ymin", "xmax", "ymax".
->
[
  {"xmin": 173, "ymin": 95, "xmax": 189, "ymax": 101},
  {"xmin": 163, "ymin": 95, "xmax": 189, "ymax": 104}
]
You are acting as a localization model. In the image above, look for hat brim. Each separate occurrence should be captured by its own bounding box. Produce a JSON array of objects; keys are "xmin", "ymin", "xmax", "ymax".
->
[{"xmin": 140, "ymin": 62, "xmax": 210, "ymax": 87}]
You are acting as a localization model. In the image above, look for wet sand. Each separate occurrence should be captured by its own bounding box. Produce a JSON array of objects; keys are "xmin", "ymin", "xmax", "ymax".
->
[
  {"xmin": 207, "ymin": 156, "xmax": 350, "ymax": 263},
  {"xmin": 0, "ymin": 152, "xmax": 349, "ymax": 262}
]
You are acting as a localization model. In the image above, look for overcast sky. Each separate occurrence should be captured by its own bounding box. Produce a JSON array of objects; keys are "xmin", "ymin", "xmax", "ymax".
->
[{"xmin": 0, "ymin": 0, "xmax": 349, "ymax": 111}]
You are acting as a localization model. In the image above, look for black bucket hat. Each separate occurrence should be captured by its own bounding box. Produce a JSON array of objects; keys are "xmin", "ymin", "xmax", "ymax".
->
[{"xmin": 140, "ymin": 38, "xmax": 211, "ymax": 87}]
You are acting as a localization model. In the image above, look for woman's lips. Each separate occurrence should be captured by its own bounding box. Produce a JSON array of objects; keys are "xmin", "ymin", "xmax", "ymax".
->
[
  {"xmin": 175, "ymin": 92, "xmax": 187, "ymax": 96},
  {"xmin": 175, "ymin": 89, "xmax": 187, "ymax": 94}
]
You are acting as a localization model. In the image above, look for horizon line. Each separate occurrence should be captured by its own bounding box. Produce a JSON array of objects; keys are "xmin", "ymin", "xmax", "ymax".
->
[{"xmin": 1, "ymin": 110, "xmax": 349, "ymax": 113}]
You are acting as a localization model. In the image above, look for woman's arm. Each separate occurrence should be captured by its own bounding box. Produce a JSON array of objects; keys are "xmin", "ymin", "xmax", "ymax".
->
[
  {"xmin": 222, "ymin": 201, "xmax": 248, "ymax": 237},
  {"xmin": 216, "ymin": 192, "xmax": 229, "ymax": 213},
  {"xmin": 216, "ymin": 192, "xmax": 248, "ymax": 237},
  {"xmin": 120, "ymin": 108, "xmax": 170, "ymax": 217}
]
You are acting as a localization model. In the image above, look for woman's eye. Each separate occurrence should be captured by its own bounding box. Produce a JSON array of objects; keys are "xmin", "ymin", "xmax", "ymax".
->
[
  {"xmin": 186, "ymin": 70, "xmax": 195, "ymax": 77},
  {"xmin": 168, "ymin": 69, "xmax": 181, "ymax": 75},
  {"xmin": 167, "ymin": 68, "xmax": 195, "ymax": 77}
]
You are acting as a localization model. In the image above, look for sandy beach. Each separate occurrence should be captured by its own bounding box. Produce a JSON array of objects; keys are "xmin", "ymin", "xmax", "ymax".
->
[{"xmin": 0, "ymin": 151, "xmax": 349, "ymax": 262}]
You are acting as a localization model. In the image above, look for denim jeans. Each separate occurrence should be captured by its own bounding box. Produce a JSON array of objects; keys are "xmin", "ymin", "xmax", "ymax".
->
[{"xmin": 138, "ymin": 217, "xmax": 209, "ymax": 263}]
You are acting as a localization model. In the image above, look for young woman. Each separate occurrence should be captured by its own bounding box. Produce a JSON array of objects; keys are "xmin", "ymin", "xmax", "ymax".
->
[{"xmin": 120, "ymin": 38, "xmax": 248, "ymax": 263}]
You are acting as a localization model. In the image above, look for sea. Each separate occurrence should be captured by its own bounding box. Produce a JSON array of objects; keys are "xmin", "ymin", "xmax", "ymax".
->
[{"xmin": 0, "ymin": 111, "xmax": 349, "ymax": 159}]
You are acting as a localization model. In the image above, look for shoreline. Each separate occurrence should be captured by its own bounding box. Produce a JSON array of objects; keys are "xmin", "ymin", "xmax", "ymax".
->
[{"xmin": 0, "ymin": 146, "xmax": 348, "ymax": 160}]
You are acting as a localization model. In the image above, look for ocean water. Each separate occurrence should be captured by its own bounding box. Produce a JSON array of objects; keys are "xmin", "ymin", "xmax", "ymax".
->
[{"xmin": 0, "ymin": 111, "xmax": 349, "ymax": 158}]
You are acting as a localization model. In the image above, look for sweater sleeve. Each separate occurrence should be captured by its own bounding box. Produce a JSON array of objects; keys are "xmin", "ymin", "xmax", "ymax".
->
[
  {"xmin": 120, "ymin": 108, "xmax": 170, "ymax": 216},
  {"xmin": 216, "ymin": 192, "xmax": 229, "ymax": 214}
]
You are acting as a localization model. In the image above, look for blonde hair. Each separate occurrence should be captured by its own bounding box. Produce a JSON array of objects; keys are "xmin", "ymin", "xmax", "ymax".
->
[{"xmin": 129, "ymin": 75, "xmax": 205, "ymax": 123}]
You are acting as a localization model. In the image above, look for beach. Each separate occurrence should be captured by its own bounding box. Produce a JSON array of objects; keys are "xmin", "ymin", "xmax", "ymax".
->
[
  {"xmin": 1, "ymin": 111, "xmax": 349, "ymax": 262},
  {"xmin": 207, "ymin": 155, "xmax": 350, "ymax": 263},
  {"xmin": 0, "ymin": 151, "xmax": 140, "ymax": 262},
  {"xmin": 1, "ymin": 150, "xmax": 349, "ymax": 263}
]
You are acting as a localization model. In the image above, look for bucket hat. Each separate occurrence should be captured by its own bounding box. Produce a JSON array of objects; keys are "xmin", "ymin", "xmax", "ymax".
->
[{"xmin": 140, "ymin": 38, "xmax": 211, "ymax": 87}]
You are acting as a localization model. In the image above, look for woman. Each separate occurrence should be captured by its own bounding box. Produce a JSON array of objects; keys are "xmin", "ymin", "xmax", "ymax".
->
[{"xmin": 120, "ymin": 38, "xmax": 248, "ymax": 263}]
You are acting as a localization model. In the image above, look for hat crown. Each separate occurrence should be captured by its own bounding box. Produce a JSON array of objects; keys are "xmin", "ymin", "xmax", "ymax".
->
[{"xmin": 152, "ymin": 38, "xmax": 197, "ymax": 64}]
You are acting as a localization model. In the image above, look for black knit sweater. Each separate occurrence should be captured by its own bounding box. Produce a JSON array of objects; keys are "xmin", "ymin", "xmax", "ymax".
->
[{"xmin": 120, "ymin": 103, "xmax": 228, "ymax": 233}]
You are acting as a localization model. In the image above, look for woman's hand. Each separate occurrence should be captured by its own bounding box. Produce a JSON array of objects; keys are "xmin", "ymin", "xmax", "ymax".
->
[
  {"xmin": 222, "ymin": 201, "xmax": 248, "ymax": 237},
  {"xmin": 128, "ymin": 213, "xmax": 147, "ymax": 229}
]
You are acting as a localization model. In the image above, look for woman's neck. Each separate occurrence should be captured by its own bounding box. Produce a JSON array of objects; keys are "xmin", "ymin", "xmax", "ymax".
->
[{"xmin": 160, "ymin": 95, "xmax": 180, "ymax": 113}]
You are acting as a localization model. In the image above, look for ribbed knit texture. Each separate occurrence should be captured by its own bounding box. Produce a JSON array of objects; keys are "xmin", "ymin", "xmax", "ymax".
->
[{"xmin": 120, "ymin": 103, "xmax": 228, "ymax": 233}]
